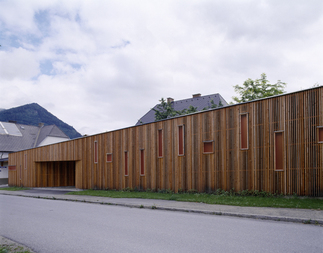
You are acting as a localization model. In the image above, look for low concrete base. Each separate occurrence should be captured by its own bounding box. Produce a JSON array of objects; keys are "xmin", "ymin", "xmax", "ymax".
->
[{"xmin": 0, "ymin": 178, "xmax": 8, "ymax": 185}]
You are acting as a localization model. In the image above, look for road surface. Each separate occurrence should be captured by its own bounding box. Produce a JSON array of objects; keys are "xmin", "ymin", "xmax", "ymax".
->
[{"xmin": 0, "ymin": 195, "xmax": 322, "ymax": 253}]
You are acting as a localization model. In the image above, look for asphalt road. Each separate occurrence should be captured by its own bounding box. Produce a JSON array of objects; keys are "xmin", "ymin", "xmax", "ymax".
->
[{"xmin": 0, "ymin": 195, "xmax": 322, "ymax": 253}]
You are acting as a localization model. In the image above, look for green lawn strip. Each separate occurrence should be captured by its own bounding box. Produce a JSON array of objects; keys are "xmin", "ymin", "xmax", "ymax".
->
[
  {"xmin": 0, "ymin": 187, "xmax": 29, "ymax": 191},
  {"xmin": 67, "ymin": 190, "xmax": 323, "ymax": 210},
  {"xmin": 0, "ymin": 245, "xmax": 32, "ymax": 253}
]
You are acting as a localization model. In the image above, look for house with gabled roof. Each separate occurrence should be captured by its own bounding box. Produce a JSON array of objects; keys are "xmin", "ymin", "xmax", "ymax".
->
[
  {"xmin": 136, "ymin": 93, "xmax": 228, "ymax": 125},
  {"xmin": 0, "ymin": 121, "xmax": 69, "ymax": 184}
]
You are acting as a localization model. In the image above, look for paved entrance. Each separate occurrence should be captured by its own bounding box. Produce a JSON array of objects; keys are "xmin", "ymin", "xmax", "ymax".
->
[{"xmin": 21, "ymin": 186, "xmax": 81, "ymax": 195}]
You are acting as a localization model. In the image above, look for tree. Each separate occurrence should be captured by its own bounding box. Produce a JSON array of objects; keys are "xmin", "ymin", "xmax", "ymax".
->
[
  {"xmin": 153, "ymin": 98, "xmax": 198, "ymax": 121},
  {"xmin": 202, "ymin": 99, "xmax": 223, "ymax": 110},
  {"xmin": 153, "ymin": 98, "xmax": 179, "ymax": 121},
  {"xmin": 232, "ymin": 73, "xmax": 286, "ymax": 103}
]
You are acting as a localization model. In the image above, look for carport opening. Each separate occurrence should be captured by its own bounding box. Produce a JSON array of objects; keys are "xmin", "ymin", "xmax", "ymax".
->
[{"xmin": 36, "ymin": 161, "xmax": 76, "ymax": 187}]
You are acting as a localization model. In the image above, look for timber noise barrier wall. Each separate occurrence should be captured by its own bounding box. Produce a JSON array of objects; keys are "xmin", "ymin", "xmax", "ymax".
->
[{"xmin": 9, "ymin": 87, "xmax": 323, "ymax": 196}]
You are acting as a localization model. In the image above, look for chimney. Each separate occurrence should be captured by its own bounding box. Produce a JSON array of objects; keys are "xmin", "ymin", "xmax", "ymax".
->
[
  {"xmin": 38, "ymin": 123, "xmax": 44, "ymax": 128},
  {"xmin": 167, "ymin": 97, "xmax": 174, "ymax": 103},
  {"xmin": 192, "ymin": 93, "xmax": 201, "ymax": 98}
]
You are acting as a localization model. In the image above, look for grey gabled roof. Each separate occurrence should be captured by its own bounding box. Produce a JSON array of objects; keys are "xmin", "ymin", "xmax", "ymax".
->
[
  {"xmin": 0, "ymin": 122, "xmax": 69, "ymax": 152},
  {"xmin": 136, "ymin": 93, "xmax": 228, "ymax": 125},
  {"xmin": 35, "ymin": 125, "xmax": 69, "ymax": 147}
]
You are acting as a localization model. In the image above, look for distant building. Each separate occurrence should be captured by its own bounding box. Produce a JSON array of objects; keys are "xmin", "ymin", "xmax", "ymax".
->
[
  {"xmin": 136, "ymin": 93, "xmax": 228, "ymax": 125},
  {"xmin": 0, "ymin": 121, "xmax": 69, "ymax": 184}
]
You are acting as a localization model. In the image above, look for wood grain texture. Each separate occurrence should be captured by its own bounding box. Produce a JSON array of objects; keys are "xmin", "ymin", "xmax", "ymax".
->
[{"xmin": 8, "ymin": 87, "xmax": 323, "ymax": 196}]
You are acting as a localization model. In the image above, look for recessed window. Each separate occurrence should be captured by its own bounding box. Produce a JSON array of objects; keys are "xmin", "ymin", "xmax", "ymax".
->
[
  {"xmin": 94, "ymin": 141, "xmax": 98, "ymax": 164},
  {"xmin": 158, "ymin": 129, "xmax": 163, "ymax": 157},
  {"xmin": 274, "ymin": 131, "xmax": 284, "ymax": 171},
  {"xmin": 203, "ymin": 141, "xmax": 214, "ymax": 154},
  {"xmin": 24, "ymin": 153, "xmax": 27, "ymax": 169},
  {"xmin": 240, "ymin": 114, "xmax": 248, "ymax": 149},
  {"xmin": 8, "ymin": 166, "xmax": 16, "ymax": 171},
  {"xmin": 106, "ymin": 153, "xmax": 112, "ymax": 163},
  {"xmin": 318, "ymin": 127, "xmax": 323, "ymax": 143},
  {"xmin": 178, "ymin": 125, "xmax": 184, "ymax": 156},
  {"xmin": 124, "ymin": 151, "xmax": 128, "ymax": 176},
  {"xmin": 140, "ymin": 149, "xmax": 145, "ymax": 176}
]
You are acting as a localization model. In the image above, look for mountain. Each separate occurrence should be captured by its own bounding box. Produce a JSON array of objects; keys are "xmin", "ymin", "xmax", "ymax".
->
[{"xmin": 0, "ymin": 103, "xmax": 82, "ymax": 139}]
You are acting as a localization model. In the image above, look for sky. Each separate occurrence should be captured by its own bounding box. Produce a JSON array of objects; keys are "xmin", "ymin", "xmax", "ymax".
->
[{"xmin": 1, "ymin": 0, "xmax": 323, "ymax": 135}]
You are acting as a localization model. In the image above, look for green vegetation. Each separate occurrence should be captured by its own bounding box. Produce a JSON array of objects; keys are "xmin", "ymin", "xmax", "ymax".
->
[
  {"xmin": 232, "ymin": 73, "xmax": 286, "ymax": 103},
  {"xmin": 66, "ymin": 189, "xmax": 323, "ymax": 210},
  {"xmin": 153, "ymin": 97, "xmax": 223, "ymax": 122},
  {"xmin": 0, "ymin": 187, "xmax": 29, "ymax": 191},
  {"xmin": 153, "ymin": 98, "xmax": 198, "ymax": 121},
  {"xmin": 0, "ymin": 244, "xmax": 32, "ymax": 253},
  {"xmin": 0, "ymin": 103, "xmax": 81, "ymax": 139}
]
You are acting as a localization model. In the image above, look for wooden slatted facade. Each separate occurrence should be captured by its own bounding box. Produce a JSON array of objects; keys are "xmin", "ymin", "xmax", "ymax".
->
[{"xmin": 8, "ymin": 87, "xmax": 323, "ymax": 196}]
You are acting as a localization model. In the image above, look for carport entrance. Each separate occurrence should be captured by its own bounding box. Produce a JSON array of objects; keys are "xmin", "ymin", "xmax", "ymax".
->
[{"xmin": 36, "ymin": 161, "xmax": 76, "ymax": 187}]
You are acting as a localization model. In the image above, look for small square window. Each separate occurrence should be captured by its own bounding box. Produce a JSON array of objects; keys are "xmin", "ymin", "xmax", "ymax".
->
[
  {"xmin": 203, "ymin": 141, "xmax": 214, "ymax": 154},
  {"xmin": 106, "ymin": 153, "xmax": 112, "ymax": 163},
  {"xmin": 318, "ymin": 127, "xmax": 323, "ymax": 143}
]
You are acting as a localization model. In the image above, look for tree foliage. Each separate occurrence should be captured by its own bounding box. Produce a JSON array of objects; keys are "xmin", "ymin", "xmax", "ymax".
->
[
  {"xmin": 153, "ymin": 98, "xmax": 198, "ymax": 121},
  {"xmin": 232, "ymin": 73, "xmax": 286, "ymax": 103},
  {"xmin": 202, "ymin": 99, "xmax": 223, "ymax": 110},
  {"xmin": 153, "ymin": 97, "xmax": 225, "ymax": 121}
]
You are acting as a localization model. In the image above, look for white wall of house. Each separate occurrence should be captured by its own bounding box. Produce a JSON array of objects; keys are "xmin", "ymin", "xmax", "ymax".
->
[
  {"xmin": 0, "ymin": 153, "xmax": 9, "ymax": 184},
  {"xmin": 38, "ymin": 136, "xmax": 70, "ymax": 147},
  {"xmin": 0, "ymin": 163, "xmax": 8, "ymax": 179}
]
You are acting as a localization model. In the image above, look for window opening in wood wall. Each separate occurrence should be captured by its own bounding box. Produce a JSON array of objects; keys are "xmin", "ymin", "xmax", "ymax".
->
[
  {"xmin": 203, "ymin": 141, "xmax": 214, "ymax": 154},
  {"xmin": 178, "ymin": 125, "xmax": 184, "ymax": 156},
  {"xmin": 94, "ymin": 141, "xmax": 98, "ymax": 164},
  {"xmin": 24, "ymin": 153, "xmax": 27, "ymax": 169},
  {"xmin": 240, "ymin": 114, "xmax": 248, "ymax": 149},
  {"xmin": 9, "ymin": 165, "xmax": 16, "ymax": 171},
  {"xmin": 158, "ymin": 129, "xmax": 163, "ymax": 157},
  {"xmin": 106, "ymin": 153, "xmax": 112, "ymax": 163},
  {"xmin": 124, "ymin": 151, "xmax": 128, "ymax": 176},
  {"xmin": 274, "ymin": 131, "xmax": 284, "ymax": 171},
  {"xmin": 318, "ymin": 127, "xmax": 323, "ymax": 143},
  {"xmin": 140, "ymin": 149, "xmax": 145, "ymax": 176}
]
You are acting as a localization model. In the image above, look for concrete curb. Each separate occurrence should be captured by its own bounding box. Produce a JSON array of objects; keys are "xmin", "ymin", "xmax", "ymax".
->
[{"xmin": 1, "ymin": 191, "xmax": 322, "ymax": 225}]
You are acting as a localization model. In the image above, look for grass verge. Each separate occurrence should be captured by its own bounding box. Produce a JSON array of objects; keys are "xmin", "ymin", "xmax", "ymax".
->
[
  {"xmin": 0, "ymin": 187, "xmax": 29, "ymax": 191},
  {"xmin": 0, "ymin": 244, "xmax": 32, "ymax": 253},
  {"xmin": 67, "ymin": 189, "xmax": 323, "ymax": 210}
]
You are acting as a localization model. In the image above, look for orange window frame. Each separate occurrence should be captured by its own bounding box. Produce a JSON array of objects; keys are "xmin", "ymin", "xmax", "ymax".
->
[
  {"xmin": 274, "ymin": 131, "xmax": 284, "ymax": 171},
  {"xmin": 140, "ymin": 149, "xmax": 145, "ymax": 176},
  {"xmin": 106, "ymin": 153, "xmax": 112, "ymax": 163},
  {"xmin": 94, "ymin": 141, "xmax": 98, "ymax": 164},
  {"xmin": 158, "ymin": 129, "xmax": 163, "ymax": 158},
  {"xmin": 240, "ymin": 113, "xmax": 248, "ymax": 150},
  {"xmin": 203, "ymin": 141, "xmax": 214, "ymax": 154},
  {"xmin": 318, "ymin": 127, "xmax": 323, "ymax": 143},
  {"xmin": 178, "ymin": 125, "xmax": 184, "ymax": 156},
  {"xmin": 124, "ymin": 151, "xmax": 128, "ymax": 176}
]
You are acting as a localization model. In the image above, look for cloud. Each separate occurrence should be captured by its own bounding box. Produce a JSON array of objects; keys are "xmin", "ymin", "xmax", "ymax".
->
[
  {"xmin": 0, "ymin": 0, "xmax": 323, "ymax": 135},
  {"xmin": 0, "ymin": 48, "xmax": 40, "ymax": 80}
]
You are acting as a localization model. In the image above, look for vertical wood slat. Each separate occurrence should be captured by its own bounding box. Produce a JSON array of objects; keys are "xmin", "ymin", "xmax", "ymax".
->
[{"xmin": 8, "ymin": 87, "xmax": 323, "ymax": 196}]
